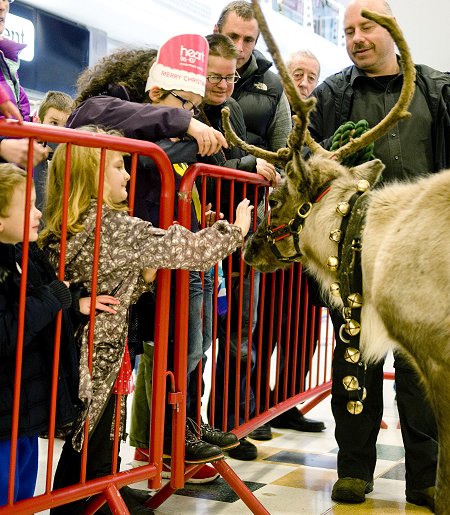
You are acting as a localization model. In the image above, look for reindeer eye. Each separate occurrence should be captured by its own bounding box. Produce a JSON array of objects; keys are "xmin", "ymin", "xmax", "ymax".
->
[{"xmin": 268, "ymin": 198, "xmax": 279, "ymax": 209}]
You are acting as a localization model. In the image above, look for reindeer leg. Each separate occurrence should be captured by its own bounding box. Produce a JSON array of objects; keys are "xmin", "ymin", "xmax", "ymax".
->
[
  {"xmin": 429, "ymin": 382, "xmax": 450, "ymax": 514},
  {"xmin": 408, "ymin": 361, "xmax": 450, "ymax": 514}
]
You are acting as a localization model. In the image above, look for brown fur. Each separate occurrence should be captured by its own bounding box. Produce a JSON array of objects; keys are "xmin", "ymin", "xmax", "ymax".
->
[
  {"xmin": 243, "ymin": 158, "xmax": 450, "ymax": 513},
  {"xmin": 226, "ymin": 2, "xmax": 448, "ymax": 511}
]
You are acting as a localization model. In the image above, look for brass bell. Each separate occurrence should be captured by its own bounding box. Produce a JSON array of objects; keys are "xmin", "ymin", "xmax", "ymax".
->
[
  {"xmin": 344, "ymin": 347, "xmax": 361, "ymax": 363},
  {"xmin": 345, "ymin": 319, "xmax": 361, "ymax": 336},
  {"xmin": 336, "ymin": 201, "xmax": 350, "ymax": 216},
  {"xmin": 360, "ymin": 387, "xmax": 367, "ymax": 401},
  {"xmin": 347, "ymin": 293, "xmax": 363, "ymax": 308},
  {"xmin": 356, "ymin": 179, "xmax": 370, "ymax": 192},
  {"xmin": 327, "ymin": 256, "xmax": 339, "ymax": 271},
  {"xmin": 330, "ymin": 282, "xmax": 341, "ymax": 297},
  {"xmin": 342, "ymin": 306, "xmax": 352, "ymax": 320},
  {"xmin": 342, "ymin": 375, "xmax": 359, "ymax": 391},
  {"xmin": 347, "ymin": 400, "xmax": 364, "ymax": 415},
  {"xmin": 339, "ymin": 324, "xmax": 351, "ymax": 344},
  {"xmin": 329, "ymin": 229, "xmax": 342, "ymax": 242}
]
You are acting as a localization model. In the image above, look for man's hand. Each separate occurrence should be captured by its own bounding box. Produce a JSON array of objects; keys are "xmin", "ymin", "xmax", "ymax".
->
[
  {"xmin": 0, "ymin": 138, "xmax": 49, "ymax": 168},
  {"xmin": 186, "ymin": 118, "xmax": 228, "ymax": 156},
  {"xmin": 204, "ymin": 202, "xmax": 224, "ymax": 226},
  {"xmin": 256, "ymin": 158, "xmax": 279, "ymax": 185}
]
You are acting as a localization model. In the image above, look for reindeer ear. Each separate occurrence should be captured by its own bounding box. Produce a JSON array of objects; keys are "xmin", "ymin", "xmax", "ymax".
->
[{"xmin": 350, "ymin": 159, "xmax": 385, "ymax": 187}]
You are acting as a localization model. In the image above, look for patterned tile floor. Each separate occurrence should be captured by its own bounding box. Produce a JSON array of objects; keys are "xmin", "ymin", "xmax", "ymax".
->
[{"xmin": 35, "ymin": 370, "xmax": 432, "ymax": 514}]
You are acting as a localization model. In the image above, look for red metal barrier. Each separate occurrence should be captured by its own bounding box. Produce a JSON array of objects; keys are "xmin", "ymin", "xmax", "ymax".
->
[
  {"xmin": 0, "ymin": 121, "xmax": 334, "ymax": 514},
  {"xmin": 145, "ymin": 162, "xmax": 334, "ymax": 513},
  {"xmin": 0, "ymin": 120, "xmax": 176, "ymax": 514}
]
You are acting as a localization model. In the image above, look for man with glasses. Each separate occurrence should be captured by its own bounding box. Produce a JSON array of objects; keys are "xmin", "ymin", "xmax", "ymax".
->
[{"xmin": 178, "ymin": 32, "xmax": 275, "ymax": 477}]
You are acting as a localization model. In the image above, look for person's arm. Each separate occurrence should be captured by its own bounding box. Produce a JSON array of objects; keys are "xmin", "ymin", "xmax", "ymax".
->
[
  {"xmin": 265, "ymin": 91, "xmax": 292, "ymax": 152},
  {"xmin": 67, "ymin": 96, "xmax": 193, "ymax": 139},
  {"xmin": 0, "ymin": 84, "xmax": 23, "ymax": 123},
  {"xmin": 107, "ymin": 200, "xmax": 252, "ymax": 273},
  {"xmin": 67, "ymin": 96, "xmax": 226, "ymax": 156}
]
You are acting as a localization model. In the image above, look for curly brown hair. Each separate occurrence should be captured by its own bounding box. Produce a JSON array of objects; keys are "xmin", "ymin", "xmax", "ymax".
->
[{"xmin": 75, "ymin": 48, "xmax": 158, "ymax": 105}]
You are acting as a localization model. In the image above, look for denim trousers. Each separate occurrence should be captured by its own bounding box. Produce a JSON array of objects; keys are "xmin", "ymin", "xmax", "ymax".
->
[{"xmin": 211, "ymin": 271, "xmax": 260, "ymax": 431}]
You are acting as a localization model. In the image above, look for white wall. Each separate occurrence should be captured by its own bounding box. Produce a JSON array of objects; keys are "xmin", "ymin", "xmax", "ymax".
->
[{"xmin": 389, "ymin": 0, "xmax": 448, "ymax": 72}]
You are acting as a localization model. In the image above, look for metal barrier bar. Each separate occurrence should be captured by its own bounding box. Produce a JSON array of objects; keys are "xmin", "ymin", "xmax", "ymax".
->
[
  {"xmin": 0, "ymin": 120, "xmax": 175, "ymax": 513},
  {"xmin": 0, "ymin": 120, "xmax": 337, "ymax": 514},
  {"xmin": 160, "ymin": 162, "xmax": 335, "ymax": 513}
]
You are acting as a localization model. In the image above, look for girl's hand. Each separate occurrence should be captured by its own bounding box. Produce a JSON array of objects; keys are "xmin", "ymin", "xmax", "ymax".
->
[
  {"xmin": 204, "ymin": 202, "xmax": 224, "ymax": 227},
  {"xmin": 233, "ymin": 198, "xmax": 254, "ymax": 238},
  {"xmin": 79, "ymin": 295, "xmax": 120, "ymax": 315}
]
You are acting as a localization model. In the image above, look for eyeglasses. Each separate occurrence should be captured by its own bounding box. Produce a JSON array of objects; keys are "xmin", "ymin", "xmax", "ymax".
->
[
  {"xmin": 169, "ymin": 91, "xmax": 200, "ymax": 117},
  {"xmin": 206, "ymin": 72, "xmax": 241, "ymax": 84}
]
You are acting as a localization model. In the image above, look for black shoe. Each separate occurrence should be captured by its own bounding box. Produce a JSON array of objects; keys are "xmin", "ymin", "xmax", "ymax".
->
[
  {"xmin": 228, "ymin": 438, "xmax": 257, "ymax": 461},
  {"xmin": 331, "ymin": 477, "xmax": 374, "ymax": 503},
  {"xmin": 187, "ymin": 418, "xmax": 239, "ymax": 451},
  {"xmin": 406, "ymin": 486, "xmax": 435, "ymax": 510},
  {"xmin": 271, "ymin": 407, "xmax": 325, "ymax": 432},
  {"xmin": 164, "ymin": 427, "xmax": 224, "ymax": 465},
  {"xmin": 96, "ymin": 486, "xmax": 153, "ymax": 514},
  {"xmin": 249, "ymin": 423, "xmax": 273, "ymax": 441}
]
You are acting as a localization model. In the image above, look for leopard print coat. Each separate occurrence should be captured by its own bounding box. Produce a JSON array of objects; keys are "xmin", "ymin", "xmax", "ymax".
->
[{"xmin": 45, "ymin": 201, "xmax": 243, "ymax": 450}]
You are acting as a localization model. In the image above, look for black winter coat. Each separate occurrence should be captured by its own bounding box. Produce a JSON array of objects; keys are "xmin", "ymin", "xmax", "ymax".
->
[
  {"xmin": 0, "ymin": 242, "xmax": 80, "ymax": 440},
  {"xmin": 309, "ymin": 63, "xmax": 450, "ymax": 172}
]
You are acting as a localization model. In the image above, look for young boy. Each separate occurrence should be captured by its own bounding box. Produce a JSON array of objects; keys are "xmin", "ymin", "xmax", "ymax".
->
[
  {"xmin": 33, "ymin": 90, "xmax": 75, "ymax": 210},
  {"xmin": 0, "ymin": 164, "xmax": 78, "ymax": 506}
]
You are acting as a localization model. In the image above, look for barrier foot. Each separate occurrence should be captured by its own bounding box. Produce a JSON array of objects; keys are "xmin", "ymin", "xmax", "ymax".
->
[
  {"xmin": 84, "ymin": 485, "xmax": 129, "ymax": 515},
  {"xmin": 212, "ymin": 460, "xmax": 270, "ymax": 515},
  {"xmin": 145, "ymin": 460, "xmax": 269, "ymax": 514},
  {"xmin": 144, "ymin": 462, "xmax": 206, "ymax": 508}
]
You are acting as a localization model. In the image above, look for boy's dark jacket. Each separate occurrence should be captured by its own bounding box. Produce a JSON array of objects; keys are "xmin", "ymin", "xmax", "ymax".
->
[{"xmin": 0, "ymin": 242, "xmax": 80, "ymax": 440}]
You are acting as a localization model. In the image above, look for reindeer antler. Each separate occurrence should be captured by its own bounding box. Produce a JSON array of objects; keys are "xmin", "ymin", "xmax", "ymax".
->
[
  {"xmin": 333, "ymin": 9, "xmax": 416, "ymax": 161},
  {"xmin": 221, "ymin": 107, "xmax": 286, "ymax": 166}
]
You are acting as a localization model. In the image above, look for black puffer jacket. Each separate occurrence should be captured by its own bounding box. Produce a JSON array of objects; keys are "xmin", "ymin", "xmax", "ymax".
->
[
  {"xmin": 0, "ymin": 242, "xmax": 80, "ymax": 440},
  {"xmin": 232, "ymin": 50, "xmax": 286, "ymax": 150}
]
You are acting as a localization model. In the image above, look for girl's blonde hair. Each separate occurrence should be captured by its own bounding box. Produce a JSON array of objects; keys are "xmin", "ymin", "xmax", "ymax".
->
[
  {"xmin": 39, "ymin": 125, "xmax": 127, "ymax": 243},
  {"xmin": 0, "ymin": 164, "xmax": 28, "ymax": 217}
]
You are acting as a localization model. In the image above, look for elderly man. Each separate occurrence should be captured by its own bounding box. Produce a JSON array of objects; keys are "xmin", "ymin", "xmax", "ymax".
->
[{"xmin": 286, "ymin": 49, "xmax": 320, "ymax": 100}]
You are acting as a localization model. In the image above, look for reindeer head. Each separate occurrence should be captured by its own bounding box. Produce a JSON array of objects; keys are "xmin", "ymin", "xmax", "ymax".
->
[{"xmin": 222, "ymin": 0, "xmax": 416, "ymax": 274}]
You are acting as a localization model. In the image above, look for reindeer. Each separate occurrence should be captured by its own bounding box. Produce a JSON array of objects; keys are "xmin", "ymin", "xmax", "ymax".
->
[{"xmin": 221, "ymin": 1, "xmax": 450, "ymax": 513}]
